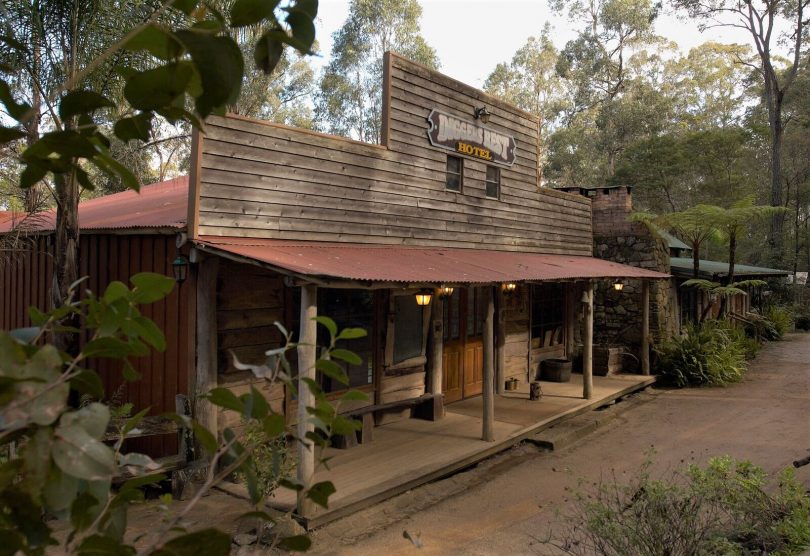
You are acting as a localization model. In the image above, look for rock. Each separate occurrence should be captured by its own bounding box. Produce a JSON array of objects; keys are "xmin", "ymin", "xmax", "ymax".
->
[
  {"xmin": 260, "ymin": 515, "xmax": 306, "ymax": 545},
  {"xmin": 233, "ymin": 533, "xmax": 258, "ymax": 546}
]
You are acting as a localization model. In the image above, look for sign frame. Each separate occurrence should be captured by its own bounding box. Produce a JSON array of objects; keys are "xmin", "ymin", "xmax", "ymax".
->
[{"xmin": 426, "ymin": 109, "xmax": 517, "ymax": 167}]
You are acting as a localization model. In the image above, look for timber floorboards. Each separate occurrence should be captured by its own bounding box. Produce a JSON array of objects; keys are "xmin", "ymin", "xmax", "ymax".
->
[{"xmin": 218, "ymin": 374, "xmax": 654, "ymax": 528}]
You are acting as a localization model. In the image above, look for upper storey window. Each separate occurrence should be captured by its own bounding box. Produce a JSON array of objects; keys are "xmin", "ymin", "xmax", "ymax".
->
[
  {"xmin": 446, "ymin": 155, "xmax": 463, "ymax": 192},
  {"xmin": 485, "ymin": 165, "xmax": 500, "ymax": 199}
]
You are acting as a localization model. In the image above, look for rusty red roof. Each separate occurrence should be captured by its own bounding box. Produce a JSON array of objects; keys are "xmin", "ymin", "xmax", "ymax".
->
[
  {"xmin": 195, "ymin": 236, "xmax": 669, "ymax": 283},
  {"xmin": 0, "ymin": 176, "xmax": 188, "ymax": 234}
]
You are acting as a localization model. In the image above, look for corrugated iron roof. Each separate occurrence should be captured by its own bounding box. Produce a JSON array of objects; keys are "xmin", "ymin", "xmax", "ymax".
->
[
  {"xmin": 196, "ymin": 236, "xmax": 670, "ymax": 283},
  {"xmin": 0, "ymin": 176, "xmax": 188, "ymax": 234},
  {"xmin": 671, "ymin": 257, "xmax": 788, "ymax": 280}
]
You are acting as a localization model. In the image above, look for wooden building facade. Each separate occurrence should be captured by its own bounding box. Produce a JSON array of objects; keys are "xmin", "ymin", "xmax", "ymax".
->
[{"xmin": 1, "ymin": 54, "xmax": 668, "ymax": 511}]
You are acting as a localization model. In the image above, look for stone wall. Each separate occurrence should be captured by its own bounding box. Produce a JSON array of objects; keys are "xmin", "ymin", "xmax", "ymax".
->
[{"xmin": 561, "ymin": 185, "xmax": 677, "ymax": 371}]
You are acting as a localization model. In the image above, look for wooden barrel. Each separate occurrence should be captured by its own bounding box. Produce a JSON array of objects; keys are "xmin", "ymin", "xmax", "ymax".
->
[{"xmin": 540, "ymin": 358, "xmax": 573, "ymax": 382}]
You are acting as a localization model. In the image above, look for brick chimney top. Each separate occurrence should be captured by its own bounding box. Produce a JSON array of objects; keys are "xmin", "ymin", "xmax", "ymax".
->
[{"xmin": 557, "ymin": 185, "xmax": 637, "ymax": 235}]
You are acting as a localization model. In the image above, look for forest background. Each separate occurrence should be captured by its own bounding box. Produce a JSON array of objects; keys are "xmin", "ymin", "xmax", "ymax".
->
[{"xmin": 2, "ymin": 0, "xmax": 809, "ymax": 274}]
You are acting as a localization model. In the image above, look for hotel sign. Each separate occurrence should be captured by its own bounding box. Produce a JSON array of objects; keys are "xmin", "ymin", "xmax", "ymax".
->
[{"xmin": 426, "ymin": 109, "xmax": 517, "ymax": 166}]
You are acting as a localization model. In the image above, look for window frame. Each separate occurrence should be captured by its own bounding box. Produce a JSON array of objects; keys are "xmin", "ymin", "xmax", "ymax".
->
[
  {"xmin": 445, "ymin": 155, "xmax": 463, "ymax": 192},
  {"xmin": 485, "ymin": 165, "xmax": 500, "ymax": 199}
]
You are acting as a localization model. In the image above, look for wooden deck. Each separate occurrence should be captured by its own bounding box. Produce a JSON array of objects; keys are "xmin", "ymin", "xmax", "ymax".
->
[{"xmin": 220, "ymin": 373, "xmax": 655, "ymax": 528}]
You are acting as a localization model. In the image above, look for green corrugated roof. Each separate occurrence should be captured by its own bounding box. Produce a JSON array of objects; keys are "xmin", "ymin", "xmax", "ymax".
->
[
  {"xmin": 659, "ymin": 230, "xmax": 690, "ymax": 251},
  {"xmin": 670, "ymin": 257, "xmax": 789, "ymax": 279}
]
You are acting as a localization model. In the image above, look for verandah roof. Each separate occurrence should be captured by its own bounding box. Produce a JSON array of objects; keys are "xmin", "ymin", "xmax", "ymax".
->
[{"xmin": 194, "ymin": 236, "xmax": 670, "ymax": 284}]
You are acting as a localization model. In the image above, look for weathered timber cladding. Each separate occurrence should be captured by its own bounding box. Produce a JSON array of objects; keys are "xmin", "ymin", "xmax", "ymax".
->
[
  {"xmin": 503, "ymin": 284, "xmax": 530, "ymax": 382},
  {"xmin": 0, "ymin": 234, "xmax": 194, "ymax": 457},
  {"xmin": 216, "ymin": 258, "xmax": 285, "ymax": 372},
  {"xmin": 195, "ymin": 53, "xmax": 592, "ymax": 254}
]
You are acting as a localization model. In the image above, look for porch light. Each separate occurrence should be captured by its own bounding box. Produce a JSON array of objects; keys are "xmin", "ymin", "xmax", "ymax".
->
[
  {"xmin": 415, "ymin": 290, "xmax": 433, "ymax": 306},
  {"xmin": 474, "ymin": 106, "xmax": 491, "ymax": 124},
  {"xmin": 501, "ymin": 282, "xmax": 517, "ymax": 295},
  {"xmin": 613, "ymin": 280, "xmax": 624, "ymax": 292},
  {"xmin": 436, "ymin": 285, "xmax": 454, "ymax": 299},
  {"xmin": 172, "ymin": 254, "xmax": 189, "ymax": 284}
]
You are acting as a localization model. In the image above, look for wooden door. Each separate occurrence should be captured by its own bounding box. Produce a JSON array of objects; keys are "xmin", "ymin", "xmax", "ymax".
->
[
  {"xmin": 442, "ymin": 289, "xmax": 464, "ymax": 403},
  {"xmin": 442, "ymin": 288, "xmax": 485, "ymax": 402}
]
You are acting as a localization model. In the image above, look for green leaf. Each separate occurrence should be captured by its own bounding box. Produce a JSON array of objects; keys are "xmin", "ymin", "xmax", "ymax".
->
[
  {"xmin": 277, "ymin": 534, "xmax": 312, "ymax": 551},
  {"xmin": 172, "ymin": 0, "xmax": 200, "ymax": 16},
  {"xmin": 8, "ymin": 326, "xmax": 39, "ymax": 344},
  {"xmin": 85, "ymin": 337, "xmax": 145, "ymax": 358},
  {"xmin": 60, "ymin": 403, "xmax": 110, "ymax": 440},
  {"xmin": 286, "ymin": 9, "xmax": 316, "ymax": 52},
  {"xmin": 59, "ymin": 90, "xmax": 114, "ymax": 121},
  {"xmin": 0, "ymin": 78, "xmax": 31, "ymax": 121},
  {"xmin": 339, "ymin": 389, "xmax": 369, "ymax": 402},
  {"xmin": 43, "ymin": 467, "xmax": 79, "ymax": 513},
  {"xmin": 254, "ymin": 31, "xmax": 285, "ymax": 74},
  {"xmin": 231, "ymin": 0, "xmax": 280, "ymax": 26},
  {"xmin": 71, "ymin": 491, "xmax": 101, "ymax": 532},
  {"xmin": 151, "ymin": 528, "xmax": 231, "ymax": 556},
  {"xmin": 121, "ymin": 407, "xmax": 150, "ymax": 436},
  {"xmin": 119, "ymin": 473, "xmax": 166, "ymax": 495},
  {"xmin": 76, "ymin": 534, "xmax": 136, "ymax": 555},
  {"xmin": 123, "ymin": 62, "xmax": 193, "ymax": 112},
  {"xmin": 69, "ymin": 369, "xmax": 105, "ymax": 399},
  {"xmin": 314, "ymin": 316, "xmax": 338, "ymax": 337},
  {"xmin": 315, "ymin": 359, "xmax": 348, "ymax": 385},
  {"xmin": 243, "ymin": 386, "xmax": 270, "ymax": 419},
  {"xmin": 206, "ymin": 388, "xmax": 243, "ymax": 412},
  {"xmin": 173, "ymin": 31, "xmax": 244, "ymax": 117},
  {"xmin": 122, "ymin": 360, "xmax": 142, "ymax": 382},
  {"xmin": 262, "ymin": 413, "xmax": 286, "ymax": 437},
  {"xmin": 336, "ymin": 327, "xmax": 367, "ymax": 340},
  {"xmin": 131, "ymin": 272, "xmax": 175, "ymax": 303},
  {"xmin": 306, "ymin": 480, "xmax": 335, "ymax": 509},
  {"xmin": 19, "ymin": 162, "xmax": 47, "ymax": 189},
  {"xmin": 330, "ymin": 348, "xmax": 362, "ymax": 365},
  {"xmin": 133, "ymin": 316, "xmax": 167, "ymax": 352},
  {"xmin": 294, "ymin": 0, "xmax": 318, "ymax": 18},
  {"xmin": 0, "ymin": 125, "xmax": 24, "ymax": 142},
  {"xmin": 90, "ymin": 151, "xmax": 141, "ymax": 192},
  {"xmin": 102, "ymin": 281, "xmax": 131, "ymax": 303},
  {"xmin": 114, "ymin": 113, "xmax": 153, "ymax": 142},
  {"xmin": 124, "ymin": 24, "xmax": 184, "ymax": 60},
  {"xmin": 191, "ymin": 421, "xmax": 218, "ymax": 454},
  {"xmin": 52, "ymin": 424, "xmax": 116, "ymax": 481}
]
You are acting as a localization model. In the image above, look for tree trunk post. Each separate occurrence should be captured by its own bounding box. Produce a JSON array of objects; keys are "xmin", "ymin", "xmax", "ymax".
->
[
  {"xmin": 641, "ymin": 280, "xmax": 650, "ymax": 376},
  {"xmin": 194, "ymin": 255, "xmax": 219, "ymax": 437},
  {"xmin": 297, "ymin": 284, "xmax": 318, "ymax": 517},
  {"xmin": 428, "ymin": 298, "xmax": 444, "ymax": 396},
  {"xmin": 583, "ymin": 282, "xmax": 594, "ymax": 400},
  {"xmin": 495, "ymin": 288, "xmax": 506, "ymax": 395},
  {"xmin": 482, "ymin": 286, "xmax": 495, "ymax": 442}
]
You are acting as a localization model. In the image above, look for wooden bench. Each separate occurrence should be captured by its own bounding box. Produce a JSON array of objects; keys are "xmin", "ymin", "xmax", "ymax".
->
[{"xmin": 331, "ymin": 393, "xmax": 443, "ymax": 449}]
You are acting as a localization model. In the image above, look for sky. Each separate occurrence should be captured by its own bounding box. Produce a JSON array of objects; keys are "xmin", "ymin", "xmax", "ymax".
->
[{"xmin": 313, "ymin": 0, "xmax": 754, "ymax": 88}]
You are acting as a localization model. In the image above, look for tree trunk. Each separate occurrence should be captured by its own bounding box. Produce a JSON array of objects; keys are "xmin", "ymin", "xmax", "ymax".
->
[
  {"xmin": 766, "ymin": 83, "xmax": 785, "ymax": 260},
  {"xmin": 51, "ymin": 170, "xmax": 80, "ymax": 355},
  {"xmin": 718, "ymin": 233, "xmax": 737, "ymax": 318},
  {"xmin": 691, "ymin": 242, "xmax": 700, "ymax": 322}
]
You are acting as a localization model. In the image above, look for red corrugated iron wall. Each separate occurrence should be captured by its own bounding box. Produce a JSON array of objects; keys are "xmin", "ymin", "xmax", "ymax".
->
[{"xmin": 1, "ymin": 234, "xmax": 195, "ymax": 456}]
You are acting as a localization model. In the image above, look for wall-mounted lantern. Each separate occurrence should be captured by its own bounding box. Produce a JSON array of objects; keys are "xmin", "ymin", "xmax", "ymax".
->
[
  {"xmin": 501, "ymin": 282, "xmax": 517, "ymax": 295},
  {"xmin": 415, "ymin": 289, "xmax": 433, "ymax": 306},
  {"xmin": 613, "ymin": 280, "xmax": 624, "ymax": 292},
  {"xmin": 172, "ymin": 254, "xmax": 190, "ymax": 284},
  {"xmin": 474, "ymin": 106, "xmax": 491, "ymax": 124},
  {"xmin": 436, "ymin": 285, "xmax": 454, "ymax": 299}
]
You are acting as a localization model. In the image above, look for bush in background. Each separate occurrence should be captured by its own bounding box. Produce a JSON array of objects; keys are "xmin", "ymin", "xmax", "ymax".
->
[
  {"xmin": 563, "ymin": 456, "xmax": 810, "ymax": 556},
  {"xmin": 656, "ymin": 320, "xmax": 748, "ymax": 387}
]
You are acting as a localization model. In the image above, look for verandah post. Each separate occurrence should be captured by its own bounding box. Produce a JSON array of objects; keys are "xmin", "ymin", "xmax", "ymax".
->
[
  {"xmin": 297, "ymin": 284, "xmax": 317, "ymax": 517},
  {"xmin": 482, "ymin": 286, "xmax": 495, "ymax": 442},
  {"xmin": 641, "ymin": 280, "xmax": 650, "ymax": 375},
  {"xmin": 583, "ymin": 281, "xmax": 594, "ymax": 400}
]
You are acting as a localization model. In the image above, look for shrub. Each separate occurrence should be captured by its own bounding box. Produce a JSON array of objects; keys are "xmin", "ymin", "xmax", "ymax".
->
[
  {"xmin": 563, "ymin": 457, "xmax": 810, "ymax": 556},
  {"xmin": 794, "ymin": 305, "xmax": 810, "ymax": 331},
  {"xmin": 765, "ymin": 305, "xmax": 794, "ymax": 337},
  {"xmin": 657, "ymin": 320, "xmax": 748, "ymax": 387},
  {"xmin": 237, "ymin": 420, "xmax": 296, "ymax": 497}
]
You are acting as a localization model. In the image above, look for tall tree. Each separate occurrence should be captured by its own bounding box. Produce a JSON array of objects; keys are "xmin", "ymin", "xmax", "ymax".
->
[
  {"xmin": 672, "ymin": 0, "xmax": 809, "ymax": 258},
  {"xmin": 314, "ymin": 0, "xmax": 438, "ymax": 143},
  {"xmin": 484, "ymin": 26, "xmax": 565, "ymax": 173}
]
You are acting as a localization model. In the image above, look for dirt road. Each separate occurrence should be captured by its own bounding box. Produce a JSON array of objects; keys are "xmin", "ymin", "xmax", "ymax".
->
[{"xmin": 310, "ymin": 333, "xmax": 810, "ymax": 555}]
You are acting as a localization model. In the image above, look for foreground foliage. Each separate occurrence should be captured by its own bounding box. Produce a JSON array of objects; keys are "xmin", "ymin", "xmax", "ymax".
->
[
  {"xmin": 0, "ymin": 273, "xmax": 366, "ymax": 554},
  {"xmin": 564, "ymin": 456, "xmax": 810, "ymax": 555}
]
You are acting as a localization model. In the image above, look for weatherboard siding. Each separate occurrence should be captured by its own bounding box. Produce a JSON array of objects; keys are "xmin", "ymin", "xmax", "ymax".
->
[{"xmin": 194, "ymin": 53, "xmax": 592, "ymax": 255}]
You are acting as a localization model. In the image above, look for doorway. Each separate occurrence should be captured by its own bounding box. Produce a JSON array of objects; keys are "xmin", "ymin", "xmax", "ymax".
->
[{"xmin": 442, "ymin": 287, "xmax": 486, "ymax": 403}]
